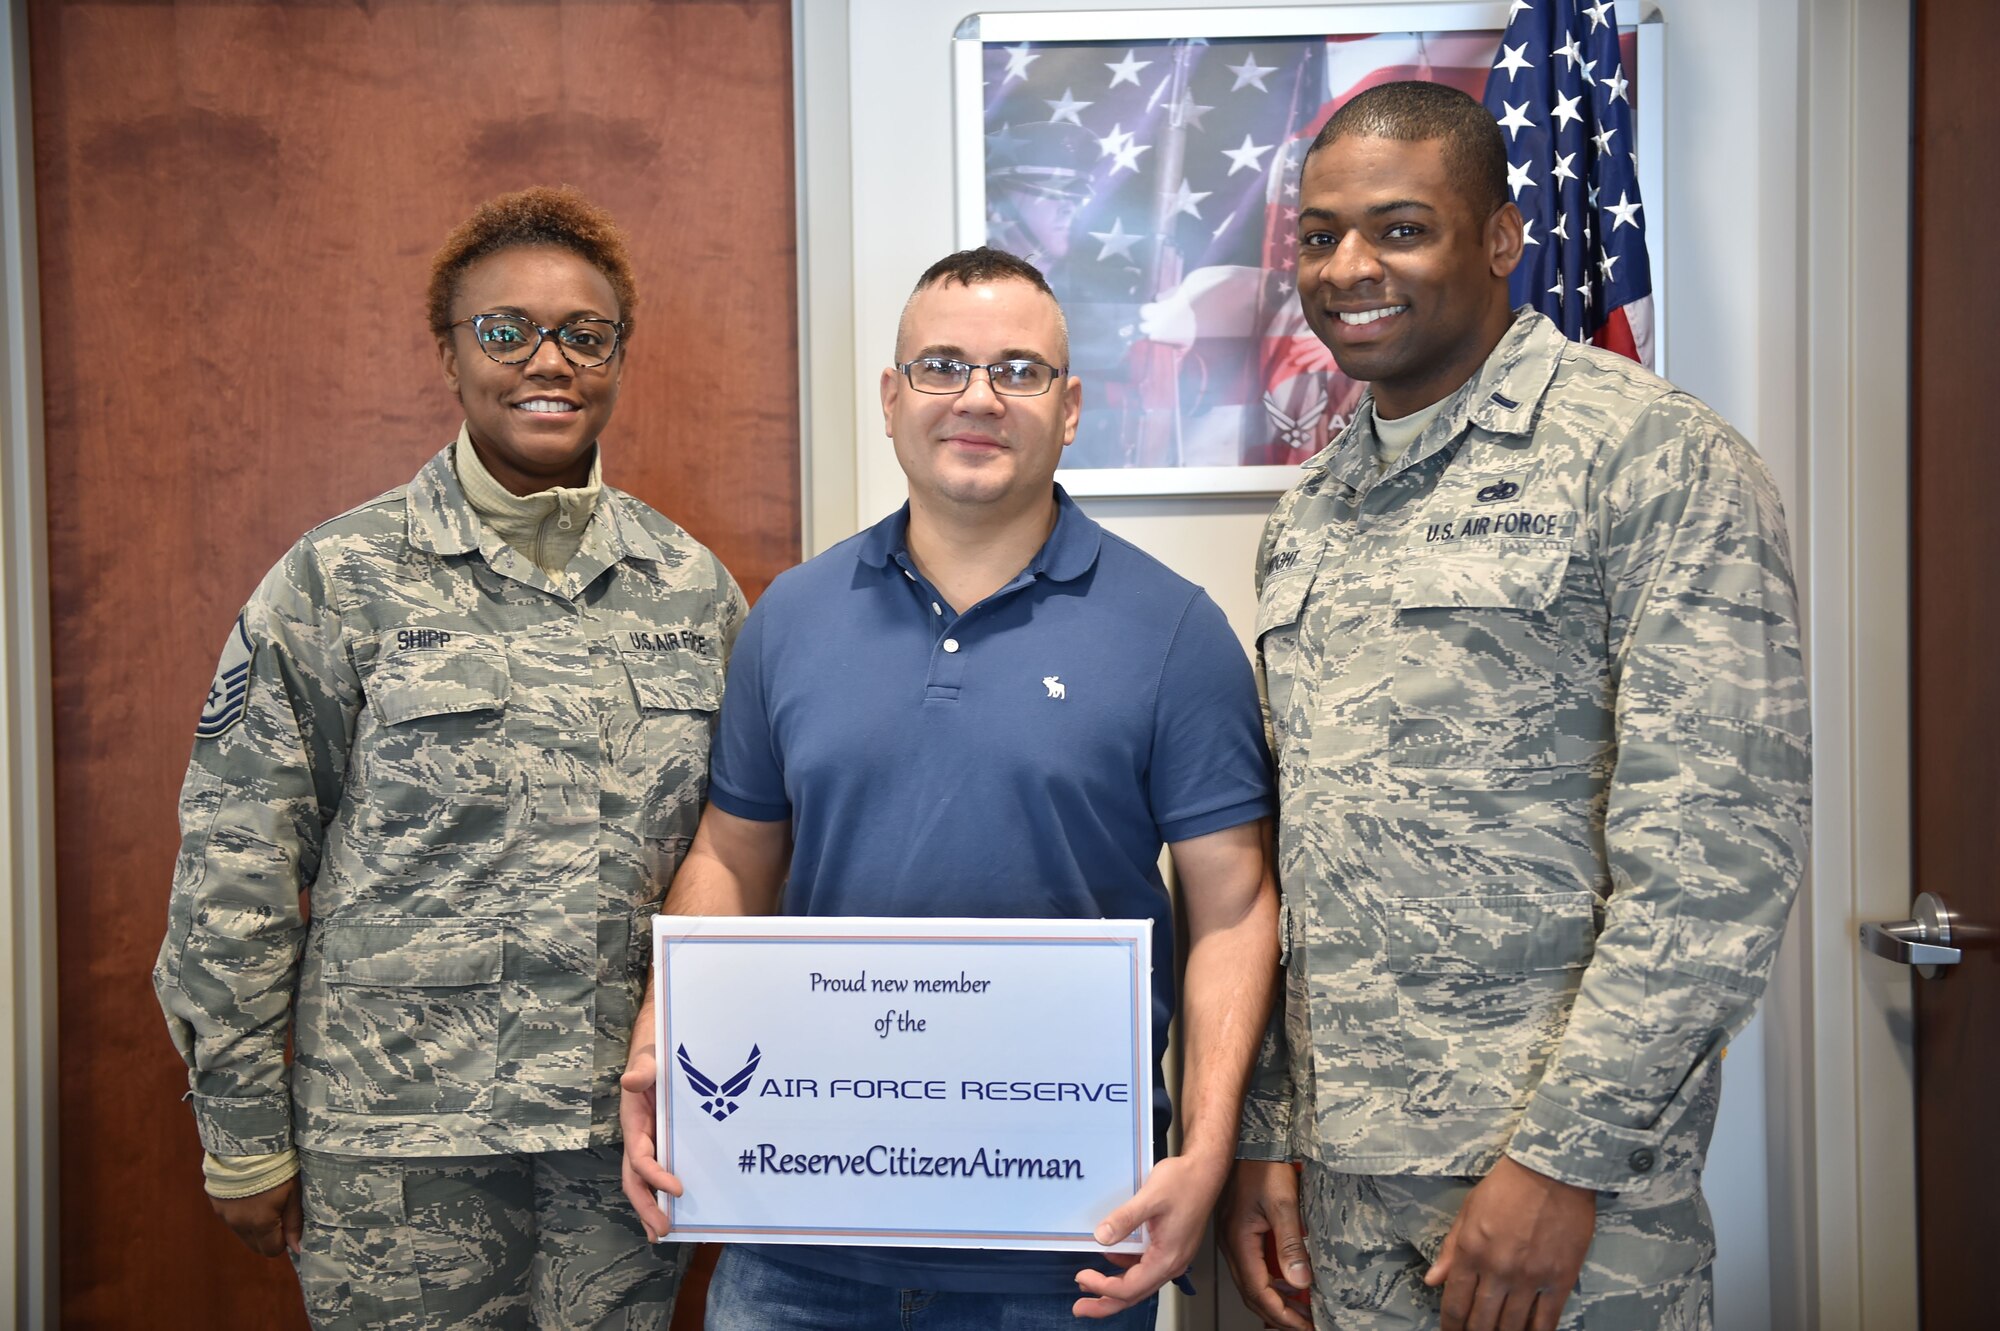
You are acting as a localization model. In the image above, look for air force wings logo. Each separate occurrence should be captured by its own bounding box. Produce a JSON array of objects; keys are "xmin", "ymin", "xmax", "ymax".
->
[
  {"xmin": 195, "ymin": 613, "xmax": 255, "ymax": 740},
  {"xmin": 677, "ymin": 1043, "xmax": 761, "ymax": 1122}
]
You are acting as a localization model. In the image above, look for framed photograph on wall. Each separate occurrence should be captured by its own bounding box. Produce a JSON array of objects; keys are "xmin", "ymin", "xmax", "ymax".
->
[{"xmin": 954, "ymin": 3, "xmax": 1664, "ymax": 497}]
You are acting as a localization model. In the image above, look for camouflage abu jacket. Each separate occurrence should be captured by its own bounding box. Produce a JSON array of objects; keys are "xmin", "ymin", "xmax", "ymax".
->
[
  {"xmin": 1239, "ymin": 310, "xmax": 1811, "ymax": 1192},
  {"xmin": 155, "ymin": 444, "xmax": 745, "ymax": 1159}
]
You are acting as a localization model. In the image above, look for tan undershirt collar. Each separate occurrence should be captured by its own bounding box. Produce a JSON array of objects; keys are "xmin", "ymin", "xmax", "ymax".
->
[
  {"xmin": 1372, "ymin": 397, "xmax": 1451, "ymax": 475},
  {"xmin": 453, "ymin": 425, "xmax": 604, "ymax": 578}
]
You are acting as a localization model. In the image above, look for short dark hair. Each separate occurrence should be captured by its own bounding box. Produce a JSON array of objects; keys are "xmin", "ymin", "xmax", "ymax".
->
[
  {"xmin": 1304, "ymin": 81, "xmax": 1509, "ymax": 218},
  {"xmin": 897, "ymin": 247, "xmax": 1069, "ymax": 363},
  {"xmin": 427, "ymin": 186, "xmax": 638, "ymax": 335}
]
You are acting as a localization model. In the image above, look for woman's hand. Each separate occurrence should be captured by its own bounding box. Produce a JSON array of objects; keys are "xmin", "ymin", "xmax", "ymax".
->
[{"xmin": 211, "ymin": 1177, "xmax": 302, "ymax": 1258}]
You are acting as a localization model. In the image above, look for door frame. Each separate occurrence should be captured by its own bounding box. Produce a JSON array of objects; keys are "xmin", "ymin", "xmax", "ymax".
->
[
  {"xmin": 2, "ymin": 1, "xmax": 59, "ymax": 1327},
  {"xmin": 1778, "ymin": 0, "xmax": 1920, "ymax": 1326}
]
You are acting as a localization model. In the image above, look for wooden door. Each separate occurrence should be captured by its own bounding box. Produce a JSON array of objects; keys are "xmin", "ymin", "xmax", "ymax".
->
[
  {"xmin": 25, "ymin": 1, "xmax": 798, "ymax": 1325},
  {"xmin": 1911, "ymin": 1, "xmax": 2000, "ymax": 1325}
]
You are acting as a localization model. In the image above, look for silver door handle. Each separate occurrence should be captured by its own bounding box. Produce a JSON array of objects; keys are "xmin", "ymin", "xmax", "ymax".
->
[{"xmin": 1859, "ymin": 892, "xmax": 1961, "ymax": 976}]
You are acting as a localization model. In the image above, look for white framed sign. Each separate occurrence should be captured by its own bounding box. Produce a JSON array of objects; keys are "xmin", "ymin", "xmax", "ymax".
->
[{"xmin": 653, "ymin": 915, "xmax": 1155, "ymax": 1252}]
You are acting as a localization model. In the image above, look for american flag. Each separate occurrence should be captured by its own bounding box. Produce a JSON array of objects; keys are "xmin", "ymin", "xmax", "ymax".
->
[{"xmin": 1482, "ymin": 0, "xmax": 1654, "ymax": 366}]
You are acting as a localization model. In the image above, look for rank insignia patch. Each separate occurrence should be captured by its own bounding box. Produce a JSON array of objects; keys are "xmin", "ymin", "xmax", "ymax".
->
[{"xmin": 195, "ymin": 614, "xmax": 255, "ymax": 740}]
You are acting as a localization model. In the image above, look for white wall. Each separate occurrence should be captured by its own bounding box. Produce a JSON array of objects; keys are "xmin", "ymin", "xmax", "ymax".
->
[{"xmin": 805, "ymin": 1, "xmax": 1851, "ymax": 1327}]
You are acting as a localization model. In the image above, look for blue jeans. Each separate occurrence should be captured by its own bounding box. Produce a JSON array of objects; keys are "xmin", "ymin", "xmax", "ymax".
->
[{"xmin": 703, "ymin": 1246, "xmax": 1159, "ymax": 1331}]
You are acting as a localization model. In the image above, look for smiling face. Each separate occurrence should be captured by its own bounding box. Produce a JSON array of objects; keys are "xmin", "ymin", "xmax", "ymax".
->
[
  {"xmin": 1295, "ymin": 135, "xmax": 1523, "ymax": 419},
  {"xmin": 438, "ymin": 244, "xmax": 624, "ymax": 494},
  {"xmin": 880, "ymin": 277, "xmax": 1080, "ymax": 520}
]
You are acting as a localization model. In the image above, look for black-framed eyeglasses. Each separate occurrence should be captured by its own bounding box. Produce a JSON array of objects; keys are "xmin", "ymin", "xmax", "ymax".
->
[
  {"xmin": 449, "ymin": 313, "xmax": 625, "ymax": 368},
  {"xmin": 897, "ymin": 356, "xmax": 1066, "ymax": 397}
]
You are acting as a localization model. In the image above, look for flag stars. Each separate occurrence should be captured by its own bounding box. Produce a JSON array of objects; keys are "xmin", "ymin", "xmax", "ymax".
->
[
  {"xmin": 1105, "ymin": 50, "xmax": 1150, "ymax": 88},
  {"xmin": 1496, "ymin": 101, "xmax": 1535, "ymax": 139},
  {"xmin": 1496, "ymin": 42, "xmax": 1533, "ymax": 80},
  {"xmin": 1088, "ymin": 217, "xmax": 1143, "ymax": 262},
  {"xmin": 1604, "ymin": 67, "xmax": 1631, "ymax": 104},
  {"xmin": 1594, "ymin": 124, "xmax": 1618, "ymax": 155},
  {"xmin": 1522, "ymin": 218, "xmax": 1538, "ymax": 247},
  {"xmin": 1110, "ymin": 137, "xmax": 1152, "ymax": 175},
  {"xmin": 1222, "ymin": 133, "xmax": 1275, "ymax": 175},
  {"xmin": 1226, "ymin": 52, "xmax": 1279, "ymax": 92},
  {"xmin": 1599, "ymin": 250, "xmax": 1621, "ymax": 281},
  {"xmin": 1552, "ymin": 151, "xmax": 1579, "ymax": 186},
  {"xmin": 1167, "ymin": 178, "xmax": 1212, "ymax": 221},
  {"xmin": 1508, "ymin": 0, "xmax": 1533, "ymax": 19},
  {"xmin": 1585, "ymin": 0, "xmax": 1616, "ymax": 30},
  {"xmin": 1045, "ymin": 88, "xmax": 1092, "ymax": 127},
  {"xmin": 1002, "ymin": 44, "xmax": 1039, "ymax": 83},
  {"xmin": 1175, "ymin": 93, "xmax": 1215, "ymax": 132},
  {"xmin": 1605, "ymin": 190, "xmax": 1643, "ymax": 231},
  {"xmin": 1507, "ymin": 158, "xmax": 1536, "ymax": 198},
  {"xmin": 1556, "ymin": 34, "xmax": 1585, "ymax": 70},
  {"xmin": 1552, "ymin": 91, "xmax": 1584, "ymax": 131},
  {"xmin": 1096, "ymin": 124, "xmax": 1133, "ymax": 159}
]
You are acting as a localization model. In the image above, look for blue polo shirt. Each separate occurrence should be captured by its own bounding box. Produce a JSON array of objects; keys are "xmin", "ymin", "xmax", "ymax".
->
[{"xmin": 707, "ymin": 487, "xmax": 1273, "ymax": 1294}]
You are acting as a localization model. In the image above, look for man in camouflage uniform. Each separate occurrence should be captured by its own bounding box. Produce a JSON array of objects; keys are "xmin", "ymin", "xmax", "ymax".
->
[
  {"xmin": 1220, "ymin": 83, "xmax": 1810, "ymax": 1331},
  {"xmin": 156, "ymin": 430, "xmax": 742, "ymax": 1327}
]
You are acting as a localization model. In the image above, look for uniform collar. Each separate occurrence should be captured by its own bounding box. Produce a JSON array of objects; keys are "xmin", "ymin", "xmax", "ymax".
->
[
  {"xmin": 405, "ymin": 440, "xmax": 669, "ymax": 572},
  {"xmin": 1307, "ymin": 307, "xmax": 1567, "ymax": 490},
  {"xmin": 856, "ymin": 485, "xmax": 1102, "ymax": 585},
  {"xmin": 407, "ymin": 444, "xmax": 485, "ymax": 555}
]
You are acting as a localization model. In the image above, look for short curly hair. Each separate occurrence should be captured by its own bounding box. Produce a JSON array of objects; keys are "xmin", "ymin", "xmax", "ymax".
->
[{"xmin": 426, "ymin": 186, "xmax": 638, "ymax": 335}]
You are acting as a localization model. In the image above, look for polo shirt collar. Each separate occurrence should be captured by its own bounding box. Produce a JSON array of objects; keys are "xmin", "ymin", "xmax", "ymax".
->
[{"xmin": 856, "ymin": 486, "xmax": 1102, "ymax": 585}]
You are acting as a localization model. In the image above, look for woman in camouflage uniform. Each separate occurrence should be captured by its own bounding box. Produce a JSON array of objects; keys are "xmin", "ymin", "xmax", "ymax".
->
[{"xmin": 155, "ymin": 187, "xmax": 743, "ymax": 1329}]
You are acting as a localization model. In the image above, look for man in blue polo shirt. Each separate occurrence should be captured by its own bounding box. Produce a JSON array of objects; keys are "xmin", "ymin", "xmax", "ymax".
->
[{"xmin": 619, "ymin": 248, "xmax": 1277, "ymax": 1327}]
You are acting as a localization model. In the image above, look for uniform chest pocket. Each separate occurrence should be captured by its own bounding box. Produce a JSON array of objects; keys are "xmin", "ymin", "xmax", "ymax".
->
[
  {"xmin": 616, "ymin": 649, "xmax": 721, "ymax": 847},
  {"xmin": 1388, "ymin": 546, "xmax": 1567, "ymax": 770},
  {"xmin": 1256, "ymin": 539, "xmax": 1325, "ymax": 753},
  {"xmin": 352, "ymin": 636, "xmax": 518, "ymax": 852}
]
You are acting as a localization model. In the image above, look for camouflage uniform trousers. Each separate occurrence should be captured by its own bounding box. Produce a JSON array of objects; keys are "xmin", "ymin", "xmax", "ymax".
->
[
  {"xmin": 293, "ymin": 1145, "xmax": 686, "ymax": 1330},
  {"xmin": 1297, "ymin": 1161, "xmax": 1714, "ymax": 1331}
]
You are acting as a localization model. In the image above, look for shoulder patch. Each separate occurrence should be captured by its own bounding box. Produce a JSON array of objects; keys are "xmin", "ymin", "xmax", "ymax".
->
[{"xmin": 195, "ymin": 614, "xmax": 255, "ymax": 740}]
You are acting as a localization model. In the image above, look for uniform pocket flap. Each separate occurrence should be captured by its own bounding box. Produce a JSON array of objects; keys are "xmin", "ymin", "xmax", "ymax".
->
[
  {"xmin": 619, "ymin": 653, "xmax": 722, "ymax": 713},
  {"xmin": 1396, "ymin": 546, "xmax": 1568, "ymax": 612},
  {"xmin": 1256, "ymin": 576, "xmax": 1312, "ymax": 638},
  {"xmin": 1384, "ymin": 891, "xmax": 1599, "ymax": 975},
  {"xmin": 320, "ymin": 921, "xmax": 504, "ymax": 986},
  {"xmin": 368, "ymin": 634, "xmax": 510, "ymax": 726},
  {"xmin": 1256, "ymin": 538, "xmax": 1325, "ymax": 637}
]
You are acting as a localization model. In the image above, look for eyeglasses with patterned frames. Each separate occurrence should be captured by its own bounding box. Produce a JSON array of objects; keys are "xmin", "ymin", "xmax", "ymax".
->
[
  {"xmin": 896, "ymin": 356, "xmax": 1066, "ymax": 397},
  {"xmin": 449, "ymin": 313, "xmax": 625, "ymax": 368}
]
